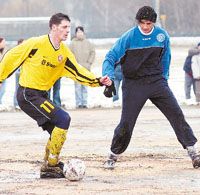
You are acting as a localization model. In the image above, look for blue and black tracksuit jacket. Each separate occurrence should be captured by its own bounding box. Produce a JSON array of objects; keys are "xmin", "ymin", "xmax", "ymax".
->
[{"xmin": 102, "ymin": 25, "xmax": 171, "ymax": 80}]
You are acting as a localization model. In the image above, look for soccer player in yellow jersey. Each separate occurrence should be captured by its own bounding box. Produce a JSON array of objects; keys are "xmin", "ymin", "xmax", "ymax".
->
[{"xmin": 0, "ymin": 13, "xmax": 111, "ymax": 178}]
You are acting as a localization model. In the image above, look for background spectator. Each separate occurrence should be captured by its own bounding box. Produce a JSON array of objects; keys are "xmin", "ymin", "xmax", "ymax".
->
[
  {"xmin": 69, "ymin": 26, "xmax": 95, "ymax": 108},
  {"xmin": 191, "ymin": 42, "xmax": 200, "ymax": 104},
  {"xmin": 0, "ymin": 37, "xmax": 9, "ymax": 110},
  {"xmin": 183, "ymin": 42, "xmax": 200, "ymax": 105}
]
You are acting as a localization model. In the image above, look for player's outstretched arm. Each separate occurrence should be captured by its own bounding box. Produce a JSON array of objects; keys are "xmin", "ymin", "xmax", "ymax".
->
[{"xmin": 64, "ymin": 49, "xmax": 112, "ymax": 87}]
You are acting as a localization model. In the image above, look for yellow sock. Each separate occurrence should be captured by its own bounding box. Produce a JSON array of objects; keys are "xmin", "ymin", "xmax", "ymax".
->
[
  {"xmin": 48, "ymin": 127, "xmax": 67, "ymax": 166},
  {"xmin": 44, "ymin": 138, "xmax": 51, "ymax": 162}
]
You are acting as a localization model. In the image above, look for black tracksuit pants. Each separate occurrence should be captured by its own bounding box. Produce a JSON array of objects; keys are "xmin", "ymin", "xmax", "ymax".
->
[{"xmin": 111, "ymin": 78, "xmax": 197, "ymax": 154}]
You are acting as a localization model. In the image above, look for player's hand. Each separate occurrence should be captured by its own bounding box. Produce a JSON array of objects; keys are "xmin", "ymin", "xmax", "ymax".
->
[
  {"xmin": 99, "ymin": 76, "xmax": 112, "ymax": 86},
  {"xmin": 103, "ymin": 81, "xmax": 116, "ymax": 98}
]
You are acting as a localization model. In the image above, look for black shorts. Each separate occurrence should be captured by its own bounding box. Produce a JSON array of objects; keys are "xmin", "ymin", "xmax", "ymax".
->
[{"xmin": 17, "ymin": 85, "xmax": 60, "ymax": 132}]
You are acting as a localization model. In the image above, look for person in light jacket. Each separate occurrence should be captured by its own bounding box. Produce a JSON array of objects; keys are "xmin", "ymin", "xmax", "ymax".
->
[{"xmin": 70, "ymin": 26, "xmax": 95, "ymax": 108}]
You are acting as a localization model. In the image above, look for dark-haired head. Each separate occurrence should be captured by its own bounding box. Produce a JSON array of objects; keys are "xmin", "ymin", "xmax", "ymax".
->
[
  {"xmin": 75, "ymin": 26, "xmax": 84, "ymax": 33},
  {"xmin": 136, "ymin": 6, "xmax": 157, "ymax": 23},
  {"xmin": 49, "ymin": 13, "xmax": 71, "ymax": 29}
]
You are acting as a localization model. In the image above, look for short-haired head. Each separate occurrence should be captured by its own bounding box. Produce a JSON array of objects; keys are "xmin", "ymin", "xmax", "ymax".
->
[
  {"xmin": 75, "ymin": 26, "xmax": 84, "ymax": 33},
  {"xmin": 49, "ymin": 13, "xmax": 71, "ymax": 29},
  {"xmin": 136, "ymin": 6, "xmax": 157, "ymax": 23}
]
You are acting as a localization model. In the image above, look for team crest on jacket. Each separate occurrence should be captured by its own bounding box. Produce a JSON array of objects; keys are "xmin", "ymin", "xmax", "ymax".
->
[
  {"xmin": 156, "ymin": 33, "xmax": 165, "ymax": 42},
  {"xmin": 58, "ymin": 55, "xmax": 63, "ymax": 62}
]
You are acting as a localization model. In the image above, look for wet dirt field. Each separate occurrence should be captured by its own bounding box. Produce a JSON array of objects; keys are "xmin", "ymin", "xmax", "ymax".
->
[{"xmin": 0, "ymin": 106, "xmax": 200, "ymax": 194}]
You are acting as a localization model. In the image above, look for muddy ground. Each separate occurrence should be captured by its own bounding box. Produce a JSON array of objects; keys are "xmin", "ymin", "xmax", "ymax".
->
[{"xmin": 0, "ymin": 105, "xmax": 200, "ymax": 195}]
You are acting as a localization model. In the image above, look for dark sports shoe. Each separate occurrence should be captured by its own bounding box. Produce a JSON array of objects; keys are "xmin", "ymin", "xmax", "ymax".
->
[
  {"xmin": 187, "ymin": 146, "xmax": 200, "ymax": 169},
  {"xmin": 40, "ymin": 162, "xmax": 65, "ymax": 178},
  {"xmin": 103, "ymin": 153, "xmax": 118, "ymax": 170},
  {"xmin": 103, "ymin": 159, "xmax": 116, "ymax": 170},
  {"xmin": 192, "ymin": 155, "xmax": 200, "ymax": 169}
]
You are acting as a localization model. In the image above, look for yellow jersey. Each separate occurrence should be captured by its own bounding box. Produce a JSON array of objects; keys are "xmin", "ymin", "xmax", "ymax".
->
[{"xmin": 0, "ymin": 35, "xmax": 101, "ymax": 90}]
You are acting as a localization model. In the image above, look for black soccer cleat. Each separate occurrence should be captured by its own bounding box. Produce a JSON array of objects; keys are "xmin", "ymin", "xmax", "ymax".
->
[{"xmin": 40, "ymin": 161, "xmax": 65, "ymax": 178}]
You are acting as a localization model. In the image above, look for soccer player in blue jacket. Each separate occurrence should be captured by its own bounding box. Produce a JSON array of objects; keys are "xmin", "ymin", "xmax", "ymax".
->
[{"xmin": 102, "ymin": 6, "xmax": 200, "ymax": 169}]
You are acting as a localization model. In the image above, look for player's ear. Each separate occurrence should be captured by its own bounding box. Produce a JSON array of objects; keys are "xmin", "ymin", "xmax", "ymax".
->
[{"xmin": 51, "ymin": 24, "xmax": 57, "ymax": 31}]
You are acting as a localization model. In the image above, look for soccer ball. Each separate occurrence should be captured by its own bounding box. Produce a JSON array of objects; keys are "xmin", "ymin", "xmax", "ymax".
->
[{"xmin": 64, "ymin": 158, "xmax": 86, "ymax": 181}]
